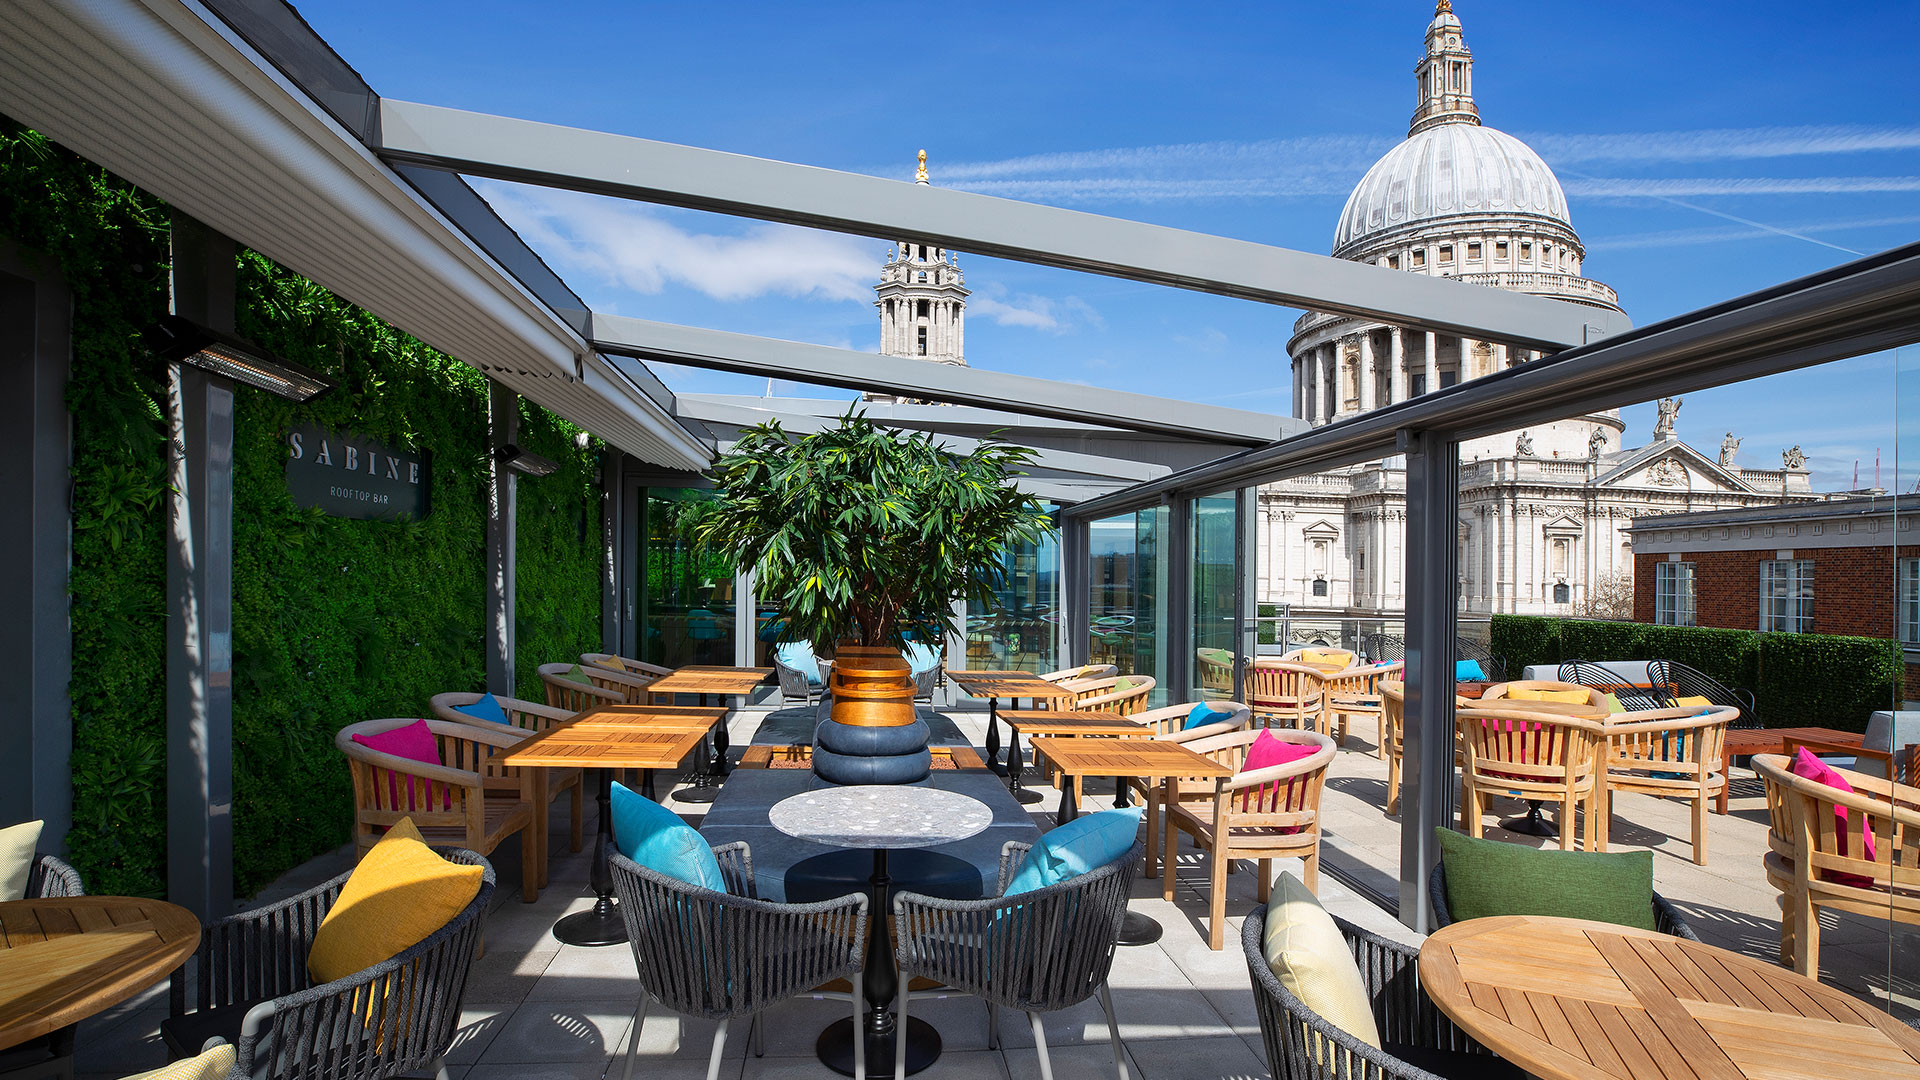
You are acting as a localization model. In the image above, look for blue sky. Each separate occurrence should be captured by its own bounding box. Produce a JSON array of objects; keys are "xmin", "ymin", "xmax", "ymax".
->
[{"xmin": 301, "ymin": 0, "xmax": 1920, "ymax": 492}]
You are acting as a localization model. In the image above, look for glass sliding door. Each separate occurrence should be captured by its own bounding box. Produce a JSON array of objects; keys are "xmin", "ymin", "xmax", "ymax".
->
[
  {"xmin": 1086, "ymin": 508, "xmax": 1168, "ymax": 702},
  {"xmin": 964, "ymin": 511, "xmax": 1061, "ymax": 674},
  {"xmin": 638, "ymin": 488, "xmax": 736, "ymax": 668},
  {"xmin": 1191, "ymin": 490, "xmax": 1240, "ymax": 700}
]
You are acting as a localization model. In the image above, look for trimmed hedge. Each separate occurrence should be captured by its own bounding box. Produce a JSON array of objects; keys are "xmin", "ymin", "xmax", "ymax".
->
[
  {"xmin": 1490, "ymin": 615, "xmax": 1900, "ymax": 733},
  {"xmin": 4, "ymin": 120, "xmax": 607, "ymax": 896}
]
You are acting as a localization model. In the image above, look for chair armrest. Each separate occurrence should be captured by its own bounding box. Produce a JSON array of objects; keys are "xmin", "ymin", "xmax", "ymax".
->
[
  {"xmin": 995, "ymin": 841, "xmax": 1033, "ymax": 896},
  {"xmin": 711, "ymin": 841, "xmax": 757, "ymax": 899},
  {"xmin": 171, "ymin": 867, "xmax": 352, "ymax": 1016},
  {"xmin": 29, "ymin": 853, "xmax": 84, "ymax": 898}
]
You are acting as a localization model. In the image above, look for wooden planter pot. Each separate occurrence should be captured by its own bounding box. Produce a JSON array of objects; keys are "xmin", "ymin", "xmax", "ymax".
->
[{"xmin": 826, "ymin": 644, "xmax": 917, "ymax": 728}]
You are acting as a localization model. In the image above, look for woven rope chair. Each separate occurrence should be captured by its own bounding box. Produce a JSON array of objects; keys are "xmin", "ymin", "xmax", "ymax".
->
[
  {"xmin": 0, "ymin": 855, "xmax": 88, "ymax": 1079},
  {"xmin": 1599, "ymin": 705, "xmax": 1735, "ymax": 864},
  {"xmin": 1039, "ymin": 663, "xmax": 1117, "ymax": 683},
  {"xmin": 583, "ymin": 652, "xmax": 675, "ymax": 679},
  {"xmin": 538, "ymin": 662, "xmax": 624, "ymax": 713},
  {"xmin": 28, "ymin": 853, "xmax": 83, "ymax": 898},
  {"xmin": 1649, "ymin": 659, "xmax": 1759, "ymax": 729},
  {"xmin": 1164, "ymin": 728, "xmax": 1336, "ymax": 949},
  {"xmin": 1427, "ymin": 861, "xmax": 1698, "ymax": 940},
  {"xmin": 1457, "ymin": 705, "xmax": 1605, "ymax": 852},
  {"xmin": 163, "ymin": 849, "xmax": 494, "ymax": 1080},
  {"xmin": 1324, "ymin": 661, "xmax": 1403, "ymax": 753},
  {"xmin": 1125, "ymin": 702, "xmax": 1252, "ymax": 882},
  {"xmin": 336, "ymin": 718, "xmax": 539, "ymax": 901},
  {"xmin": 894, "ymin": 840, "xmax": 1141, "ymax": 1080},
  {"xmin": 1243, "ymin": 905, "xmax": 1523, "ymax": 1080},
  {"xmin": 609, "ymin": 845, "xmax": 867, "ymax": 1080},
  {"xmin": 431, "ymin": 692, "xmax": 585, "ymax": 859},
  {"xmin": 1454, "ymin": 639, "xmax": 1506, "ymax": 682},
  {"xmin": 1247, "ymin": 661, "xmax": 1328, "ymax": 733}
]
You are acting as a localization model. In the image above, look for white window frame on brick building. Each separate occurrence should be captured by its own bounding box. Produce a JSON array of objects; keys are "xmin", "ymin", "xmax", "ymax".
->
[
  {"xmin": 1899, "ymin": 556, "xmax": 1920, "ymax": 644},
  {"xmin": 1655, "ymin": 559, "xmax": 1696, "ymax": 626},
  {"xmin": 1759, "ymin": 558, "xmax": 1814, "ymax": 633}
]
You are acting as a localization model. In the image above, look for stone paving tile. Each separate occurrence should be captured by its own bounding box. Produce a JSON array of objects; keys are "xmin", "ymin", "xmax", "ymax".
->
[
  {"xmin": 1124, "ymin": 1034, "xmax": 1269, "ymax": 1080},
  {"xmin": 484, "ymin": 999, "xmax": 637, "ymax": 1064}
]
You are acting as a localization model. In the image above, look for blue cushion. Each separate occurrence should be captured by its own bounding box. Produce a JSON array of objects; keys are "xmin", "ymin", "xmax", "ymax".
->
[
  {"xmin": 776, "ymin": 641, "xmax": 823, "ymax": 686},
  {"xmin": 1004, "ymin": 807, "xmax": 1142, "ymax": 896},
  {"xmin": 903, "ymin": 642, "xmax": 941, "ymax": 675},
  {"xmin": 451, "ymin": 692, "xmax": 510, "ymax": 726},
  {"xmin": 609, "ymin": 782, "xmax": 726, "ymax": 892},
  {"xmin": 1186, "ymin": 701, "xmax": 1235, "ymax": 730},
  {"xmin": 1455, "ymin": 659, "xmax": 1487, "ymax": 682}
]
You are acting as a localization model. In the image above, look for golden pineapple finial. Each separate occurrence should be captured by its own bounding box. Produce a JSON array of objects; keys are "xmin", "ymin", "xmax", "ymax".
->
[{"xmin": 915, "ymin": 149, "xmax": 929, "ymax": 184}]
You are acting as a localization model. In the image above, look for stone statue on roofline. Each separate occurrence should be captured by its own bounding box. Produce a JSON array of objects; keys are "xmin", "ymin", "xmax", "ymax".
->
[
  {"xmin": 1784, "ymin": 445, "xmax": 1806, "ymax": 470},
  {"xmin": 1589, "ymin": 426, "xmax": 1608, "ymax": 459},
  {"xmin": 1718, "ymin": 432, "xmax": 1740, "ymax": 467},
  {"xmin": 1515, "ymin": 431, "xmax": 1536, "ymax": 457},
  {"xmin": 1654, "ymin": 396, "xmax": 1681, "ymax": 440}
]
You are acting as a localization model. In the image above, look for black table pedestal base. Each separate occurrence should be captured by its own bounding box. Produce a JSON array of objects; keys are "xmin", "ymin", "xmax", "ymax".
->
[
  {"xmin": 1499, "ymin": 800, "xmax": 1558, "ymax": 837},
  {"xmin": 553, "ymin": 899, "xmax": 626, "ymax": 947},
  {"xmin": 816, "ymin": 1016, "xmax": 941, "ymax": 1077},
  {"xmin": 1116, "ymin": 910, "xmax": 1164, "ymax": 947},
  {"xmin": 672, "ymin": 784, "xmax": 721, "ymax": 804}
]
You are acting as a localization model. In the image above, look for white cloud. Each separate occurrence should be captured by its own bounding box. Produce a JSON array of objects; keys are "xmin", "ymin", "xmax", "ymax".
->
[
  {"xmin": 478, "ymin": 182, "xmax": 879, "ymax": 304},
  {"xmin": 1520, "ymin": 124, "xmax": 1920, "ymax": 165},
  {"xmin": 966, "ymin": 283, "xmax": 1103, "ymax": 333},
  {"xmin": 1565, "ymin": 176, "xmax": 1920, "ymax": 198},
  {"xmin": 1589, "ymin": 214, "xmax": 1920, "ymax": 252}
]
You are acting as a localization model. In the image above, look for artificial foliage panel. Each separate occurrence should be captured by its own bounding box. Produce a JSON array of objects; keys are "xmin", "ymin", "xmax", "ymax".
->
[{"xmin": 1, "ymin": 120, "xmax": 606, "ymax": 896}]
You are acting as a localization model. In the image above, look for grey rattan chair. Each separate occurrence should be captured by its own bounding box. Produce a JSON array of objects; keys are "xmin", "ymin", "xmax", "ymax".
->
[
  {"xmin": 28, "ymin": 852, "xmax": 84, "ymax": 898},
  {"xmin": 610, "ymin": 844, "xmax": 868, "ymax": 1080},
  {"xmin": 1242, "ymin": 905, "xmax": 1524, "ymax": 1080},
  {"xmin": 163, "ymin": 849, "xmax": 494, "ymax": 1080},
  {"xmin": 1428, "ymin": 862, "xmax": 1697, "ymax": 940},
  {"xmin": 893, "ymin": 839, "xmax": 1140, "ymax": 1080},
  {"xmin": 1359, "ymin": 632, "xmax": 1403, "ymax": 665},
  {"xmin": 0, "ymin": 855, "xmax": 88, "ymax": 1080}
]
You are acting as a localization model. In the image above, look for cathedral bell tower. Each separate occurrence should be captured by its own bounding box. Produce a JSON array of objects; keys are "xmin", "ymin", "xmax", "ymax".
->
[
  {"xmin": 1409, "ymin": 0, "xmax": 1479, "ymax": 136},
  {"xmin": 874, "ymin": 151, "xmax": 968, "ymax": 376}
]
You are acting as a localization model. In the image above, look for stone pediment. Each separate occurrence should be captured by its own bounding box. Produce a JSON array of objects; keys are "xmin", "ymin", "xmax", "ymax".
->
[
  {"xmin": 1301, "ymin": 519, "xmax": 1341, "ymax": 539},
  {"xmin": 1593, "ymin": 440, "xmax": 1754, "ymax": 494},
  {"xmin": 1542, "ymin": 514, "xmax": 1583, "ymax": 534}
]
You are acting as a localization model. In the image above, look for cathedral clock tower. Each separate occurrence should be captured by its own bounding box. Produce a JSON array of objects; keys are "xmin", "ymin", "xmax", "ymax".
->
[{"xmin": 869, "ymin": 151, "xmax": 968, "ymax": 402}]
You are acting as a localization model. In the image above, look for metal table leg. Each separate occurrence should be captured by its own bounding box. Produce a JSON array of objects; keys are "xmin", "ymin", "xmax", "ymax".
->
[
  {"xmin": 984, "ymin": 696, "xmax": 1005, "ymax": 774},
  {"xmin": 674, "ymin": 693, "xmax": 726, "ymax": 804},
  {"xmin": 553, "ymin": 767, "xmax": 630, "ymax": 947},
  {"xmin": 1005, "ymin": 722, "xmax": 1043, "ymax": 805},
  {"xmin": 815, "ymin": 847, "xmax": 941, "ymax": 1076}
]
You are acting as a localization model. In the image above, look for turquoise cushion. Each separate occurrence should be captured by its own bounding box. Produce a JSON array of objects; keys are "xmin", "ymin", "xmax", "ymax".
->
[
  {"xmin": 776, "ymin": 641, "xmax": 823, "ymax": 686},
  {"xmin": 610, "ymin": 782, "xmax": 726, "ymax": 892},
  {"xmin": 1004, "ymin": 807, "xmax": 1142, "ymax": 896},
  {"xmin": 1455, "ymin": 659, "xmax": 1487, "ymax": 681},
  {"xmin": 451, "ymin": 692, "xmax": 509, "ymax": 726},
  {"xmin": 903, "ymin": 642, "xmax": 941, "ymax": 675},
  {"xmin": 1186, "ymin": 701, "xmax": 1235, "ymax": 730}
]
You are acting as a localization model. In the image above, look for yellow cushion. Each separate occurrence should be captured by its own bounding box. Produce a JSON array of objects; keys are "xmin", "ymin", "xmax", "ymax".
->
[
  {"xmin": 307, "ymin": 817, "xmax": 483, "ymax": 984},
  {"xmin": 1674, "ymin": 695, "xmax": 1715, "ymax": 709},
  {"xmin": 1509, "ymin": 688, "xmax": 1591, "ymax": 704},
  {"xmin": 0, "ymin": 820, "xmax": 43, "ymax": 902},
  {"xmin": 121, "ymin": 1042, "xmax": 236, "ymax": 1080},
  {"xmin": 1300, "ymin": 650, "xmax": 1353, "ymax": 667},
  {"xmin": 1261, "ymin": 871, "xmax": 1381, "ymax": 1048}
]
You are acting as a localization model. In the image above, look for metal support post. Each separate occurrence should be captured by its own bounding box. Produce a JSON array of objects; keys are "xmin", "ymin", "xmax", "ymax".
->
[
  {"xmin": 166, "ymin": 215, "xmax": 235, "ymax": 922},
  {"xmin": 1398, "ymin": 428, "xmax": 1459, "ymax": 933},
  {"xmin": 1062, "ymin": 516, "xmax": 1090, "ymax": 668},
  {"xmin": 486, "ymin": 381, "xmax": 517, "ymax": 697},
  {"xmin": 1234, "ymin": 486, "xmax": 1259, "ymax": 703},
  {"xmin": 1165, "ymin": 495, "xmax": 1193, "ymax": 703},
  {"xmin": 600, "ymin": 450, "xmax": 621, "ymax": 653}
]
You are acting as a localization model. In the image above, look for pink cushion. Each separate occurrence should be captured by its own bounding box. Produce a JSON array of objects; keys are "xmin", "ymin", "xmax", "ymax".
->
[
  {"xmin": 1236, "ymin": 730, "xmax": 1319, "ymax": 815},
  {"xmin": 352, "ymin": 720, "xmax": 448, "ymax": 812},
  {"xmin": 1789, "ymin": 747, "xmax": 1878, "ymax": 887}
]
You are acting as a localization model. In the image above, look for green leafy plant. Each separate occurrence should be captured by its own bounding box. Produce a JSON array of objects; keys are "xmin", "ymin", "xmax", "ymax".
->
[{"xmin": 696, "ymin": 411, "xmax": 1054, "ymax": 651}]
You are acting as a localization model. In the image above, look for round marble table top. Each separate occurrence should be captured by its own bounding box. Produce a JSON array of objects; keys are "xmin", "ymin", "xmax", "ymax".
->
[{"xmin": 769, "ymin": 785, "xmax": 993, "ymax": 850}]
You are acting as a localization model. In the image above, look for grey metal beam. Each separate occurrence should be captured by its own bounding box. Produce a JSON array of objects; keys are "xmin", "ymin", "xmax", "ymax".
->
[
  {"xmin": 486, "ymin": 381, "xmax": 517, "ymax": 697},
  {"xmin": 1397, "ymin": 429, "xmax": 1458, "ymax": 934},
  {"xmin": 680, "ymin": 397, "xmax": 1171, "ymax": 481},
  {"xmin": 593, "ymin": 313, "xmax": 1294, "ymax": 446},
  {"xmin": 166, "ymin": 215, "xmax": 235, "ymax": 922},
  {"xmin": 378, "ymin": 100, "xmax": 1626, "ymax": 353},
  {"xmin": 1062, "ymin": 239, "xmax": 1920, "ymax": 519},
  {"xmin": 1063, "ymin": 516, "xmax": 1090, "ymax": 669}
]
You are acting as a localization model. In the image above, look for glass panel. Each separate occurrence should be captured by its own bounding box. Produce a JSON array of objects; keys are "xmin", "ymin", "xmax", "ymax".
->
[
  {"xmin": 638, "ymin": 488, "xmax": 735, "ymax": 667},
  {"xmin": 1192, "ymin": 491, "xmax": 1239, "ymax": 701},
  {"xmin": 962, "ymin": 509, "xmax": 1060, "ymax": 675},
  {"xmin": 1086, "ymin": 508, "xmax": 1168, "ymax": 701}
]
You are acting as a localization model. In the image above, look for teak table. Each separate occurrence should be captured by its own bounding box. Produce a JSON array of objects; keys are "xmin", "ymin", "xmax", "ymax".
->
[
  {"xmin": 0, "ymin": 897, "xmax": 200, "ymax": 1051},
  {"xmin": 1719, "ymin": 726, "xmax": 1866, "ymax": 813},
  {"xmin": 1419, "ymin": 914, "xmax": 1920, "ymax": 1080},
  {"xmin": 947, "ymin": 670, "xmax": 1076, "ymax": 802},
  {"xmin": 998, "ymin": 709, "xmax": 1149, "ymax": 804},
  {"xmin": 641, "ymin": 666, "xmax": 774, "ymax": 803},
  {"xmin": 502, "ymin": 704, "xmax": 721, "ymax": 947}
]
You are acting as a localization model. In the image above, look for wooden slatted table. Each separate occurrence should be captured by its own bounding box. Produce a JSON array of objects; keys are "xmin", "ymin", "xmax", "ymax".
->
[
  {"xmin": 501, "ymin": 705, "xmax": 721, "ymax": 948},
  {"xmin": 1029, "ymin": 736, "xmax": 1232, "ymax": 825},
  {"xmin": 999, "ymin": 709, "xmax": 1148, "ymax": 806},
  {"xmin": 947, "ymin": 670, "xmax": 1078, "ymax": 800},
  {"xmin": 638, "ymin": 666, "xmax": 775, "ymax": 803},
  {"xmin": 0, "ymin": 897, "xmax": 200, "ymax": 1051},
  {"xmin": 1719, "ymin": 727, "xmax": 1866, "ymax": 813},
  {"xmin": 1419, "ymin": 915, "xmax": 1920, "ymax": 1080}
]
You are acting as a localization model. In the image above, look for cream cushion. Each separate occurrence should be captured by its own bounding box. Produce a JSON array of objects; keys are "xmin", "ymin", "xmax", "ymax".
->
[
  {"xmin": 121, "ymin": 1041, "xmax": 236, "ymax": 1079},
  {"xmin": 1260, "ymin": 870, "xmax": 1382, "ymax": 1048},
  {"xmin": 0, "ymin": 820, "xmax": 43, "ymax": 901}
]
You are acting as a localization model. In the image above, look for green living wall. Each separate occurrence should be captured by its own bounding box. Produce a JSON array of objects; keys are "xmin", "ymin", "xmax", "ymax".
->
[
  {"xmin": 2, "ymin": 120, "xmax": 608, "ymax": 897},
  {"xmin": 1488, "ymin": 614, "xmax": 1901, "ymax": 733}
]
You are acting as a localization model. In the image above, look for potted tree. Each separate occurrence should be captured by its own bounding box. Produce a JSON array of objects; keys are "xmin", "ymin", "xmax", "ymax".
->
[{"xmin": 698, "ymin": 412, "xmax": 1054, "ymax": 784}]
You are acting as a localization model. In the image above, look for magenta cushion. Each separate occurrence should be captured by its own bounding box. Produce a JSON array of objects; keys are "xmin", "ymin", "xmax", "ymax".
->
[
  {"xmin": 1789, "ymin": 748, "xmax": 1877, "ymax": 886},
  {"xmin": 1236, "ymin": 730, "xmax": 1319, "ymax": 815},
  {"xmin": 352, "ymin": 720, "xmax": 449, "ymax": 812}
]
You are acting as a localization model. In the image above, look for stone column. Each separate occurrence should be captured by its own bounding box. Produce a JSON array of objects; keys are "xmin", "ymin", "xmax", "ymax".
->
[
  {"xmin": 1389, "ymin": 328, "xmax": 1407, "ymax": 402},
  {"xmin": 1324, "ymin": 345, "xmax": 1338, "ymax": 419},
  {"xmin": 1424, "ymin": 331, "xmax": 1438, "ymax": 392},
  {"xmin": 1358, "ymin": 333, "xmax": 1376, "ymax": 413}
]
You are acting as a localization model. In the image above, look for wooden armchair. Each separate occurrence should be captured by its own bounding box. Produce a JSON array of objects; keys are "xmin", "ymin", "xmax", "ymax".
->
[
  {"xmin": 1195, "ymin": 649, "xmax": 1237, "ymax": 694},
  {"xmin": 1126, "ymin": 702, "xmax": 1252, "ymax": 881},
  {"xmin": 583, "ymin": 651, "xmax": 675, "ymax": 678},
  {"xmin": 336, "ymin": 717, "xmax": 539, "ymax": 901},
  {"xmin": 1162, "ymin": 728, "xmax": 1336, "ymax": 949},
  {"xmin": 1247, "ymin": 660, "xmax": 1328, "ymax": 733},
  {"xmin": 1600, "ymin": 705, "xmax": 1736, "ymax": 864},
  {"xmin": 1281, "ymin": 647, "xmax": 1356, "ymax": 671},
  {"xmin": 573, "ymin": 659, "xmax": 660, "ymax": 704},
  {"xmin": 1323, "ymin": 661, "xmax": 1403, "ymax": 752},
  {"xmin": 431, "ymin": 692, "xmax": 586, "ymax": 864},
  {"xmin": 1457, "ymin": 706, "xmax": 1606, "ymax": 851},
  {"xmin": 539, "ymin": 661, "xmax": 625, "ymax": 713},
  {"xmin": 1379, "ymin": 679, "xmax": 1468, "ymax": 816},
  {"xmin": 1754, "ymin": 753, "xmax": 1920, "ymax": 979},
  {"xmin": 1040, "ymin": 663, "xmax": 1117, "ymax": 683},
  {"xmin": 1077, "ymin": 675, "xmax": 1154, "ymax": 716},
  {"xmin": 1478, "ymin": 680, "xmax": 1606, "ymax": 708}
]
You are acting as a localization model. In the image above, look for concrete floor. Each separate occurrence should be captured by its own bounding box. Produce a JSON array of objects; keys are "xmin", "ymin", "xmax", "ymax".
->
[{"xmin": 72, "ymin": 699, "xmax": 1917, "ymax": 1079}]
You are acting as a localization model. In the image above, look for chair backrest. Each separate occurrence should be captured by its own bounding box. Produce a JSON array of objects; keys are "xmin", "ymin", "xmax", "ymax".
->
[
  {"xmin": 1603, "ymin": 706, "xmax": 1737, "ymax": 780},
  {"xmin": 583, "ymin": 652, "xmax": 674, "ymax": 678},
  {"xmin": 1652, "ymin": 660, "xmax": 1760, "ymax": 728},
  {"xmin": 1479, "ymin": 680, "xmax": 1605, "ymax": 706},
  {"xmin": 1185, "ymin": 728, "xmax": 1336, "ymax": 817},
  {"xmin": 609, "ymin": 851, "xmax": 866, "ymax": 1020},
  {"xmin": 1325, "ymin": 661, "xmax": 1403, "ymax": 700},
  {"xmin": 1281, "ymin": 647, "xmax": 1356, "ymax": 669},
  {"xmin": 1754, "ymin": 752, "xmax": 1914, "ymax": 894},
  {"xmin": 336, "ymin": 718, "xmax": 526, "ymax": 833},
  {"xmin": 538, "ymin": 662, "xmax": 624, "ymax": 712},
  {"xmin": 1455, "ymin": 638, "xmax": 1505, "ymax": 681},
  {"xmin": 29, "ymin": 853, "xmax": 84, "ymax": 898},
  {"xmin": 1078, "ymin": 676, "xmax": 1154, "ymax": 715},
  {"xmin": 1040, "ymin": 663, "xmax": 1117, "ymax": 684},
  {"xmin": 429, "ymin": 692, "xmax": 573, "ymax": 735},
  {"xmin": 1557, "ymin": 659, "xmax": 1672, "ymax": 710},
  {"xmin": 1360, "ymin": 632, "xmax": 1405, "ymax": 664},
  {"xmin": 1195, "ymin": 649, "xmax": 1236, "ymax": 691},
  {"xmin": 1133, "ymin": 701, "xmax": 1252, "ymax": 741},
  {"xmin": 1457, "ymin": 707, "xmax": 1605, "ymax": 785},
  {"xmin": 1246, "ymin": 661, "xmax": 1327, "ymax": 705}
]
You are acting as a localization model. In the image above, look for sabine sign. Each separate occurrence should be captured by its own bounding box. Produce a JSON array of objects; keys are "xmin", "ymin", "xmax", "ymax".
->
[{"xmin": 285, "ymin": 424, "xmax": 430, "ymax": 521}]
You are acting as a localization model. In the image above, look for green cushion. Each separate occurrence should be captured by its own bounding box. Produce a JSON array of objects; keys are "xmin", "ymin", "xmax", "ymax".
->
[
  {"xmin": 1599, "ymin": 692, "xmax": 1626, "ymax": 714},
  {"xmin": 561, "ymin": 664, "xmax": 594, "ymax": 686},
  {"xmin": 1436, "ymin": 828, "xmax": 1656, "ymax": 932}
]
